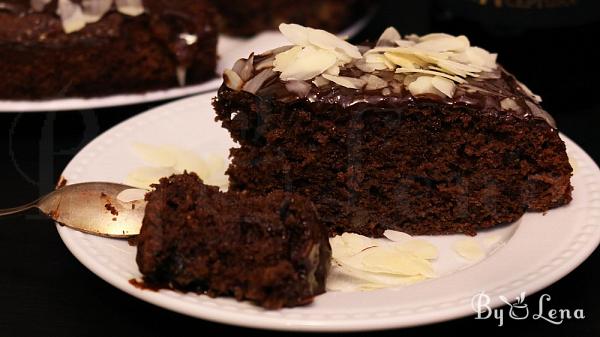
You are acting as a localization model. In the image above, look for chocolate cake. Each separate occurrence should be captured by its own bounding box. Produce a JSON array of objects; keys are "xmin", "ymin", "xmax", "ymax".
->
[
  {"xmin": 136, "ymin": 172, "xmax": 331, "ymax": 309},
  {"xmin": 211, "ymin": 0, "xmax": 372, "ymax": 36},
  {"xmin": 214, "ymin": 25, "xmax": 573, "ymax": 237},
  {"xmin": 0, "ymin": 0, "xmax": 217, "ymax": 100}
]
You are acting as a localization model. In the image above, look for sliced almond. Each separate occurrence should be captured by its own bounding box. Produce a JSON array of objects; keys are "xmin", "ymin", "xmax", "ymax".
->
[
  {"xmin": 330, "ymin": 233, "xmax": 375, "ymax": 259},
  {"xmin": 402, "ymin": 74, "xmax": 419, "ymax": 86},
  {"xmin": 355, "ymin": 59, "xmax": 387, "ymax": 73},
  {"xmin": 407, "ymin": 75, "xmax": 444, "ymax": 97},
  {"xmin": 418, "ymin": 32, "xmax": 455, "ymax": 41},
  {"xmin": 312, "ymin": 75, "xmax": 330, "ymax": 87},
  {"xmin": 396, "ymin": 68, "xmax": 465, "ymax": 83},
  {"xmin": 383, "ymin": 230, "xmax": 412, "ymax": 242},
  {"xmin": 57, "ymin": 0, "xmax": 86, "ymax": 34},
  {"xmin": 384, "ymin": 52, "xmax": 417, "ymax": 69},
  {"xmin": 394, "ymin": 39, "xmax": 416, "ymax": 47},
  {"xmin": 115, "ymin": 0, "xmax": 144, "ymax": 16},
  {"xmin": 242, "ymin": 68, "xmax": 275, "ymax": 94},
  {"xmin": 364, "ymin": 53, "xmax": 395, "ymax": 70},
  {"xmin": 414, "ymin": 35, "xmax": 470, "ymax": 52},
  {"xmin": 376, "ymin": 27, "xmax": 402, "ymax": 47},
  {"xmin": 81, "ymin": 0, "xmax": 112, "ymax": 22},
  {"xmin": 361, "ymin": 74, "xmax": 388, "ymax": 90},
  {"xmin": 285, "ymin": 80, "xmax": 312, "ymax": 97},
  {"xmin": 453, "ymin": 238, "xmax": 485, "ymax": 261},
  {"xmin": 231, "ymin": 58, "xmax": 247, "ymax": 76},
  {"xmin": 322, "ymin": 74, "xmax": 366, "ymax": 89},
  {"xmin": 278, "ymin": 23, "xmax": 310, "ymax": 46},
  {"xmin": 500, "ymin": 97, "xmax": 521, "ymax": 111},
  {"xmin": 431, "ymin": 76, "xmax": 456, "ymax": 98},
  {"xmin": 116, "ymin": 188, "xmax": 148, "ymax": 203},
  {"xmin": 307, "ymin": 28, "xmax": 362, "ymax": 59},
  {"xmin": 255, "ymin": 56, "xmax": 275, "ymax": 71},
  {"xmin": 259, "ymin": 45, "xmax": 293, "ymax": 57},
  {"xmin": 125, "ymin": 166, "xmax": 176, "ymax": 189},
  {"xmin": 391, "ymin": 239, "xmax": 438, "ymax": 260},
  {"xmin": 325, "ymin": 65, "xmax": 340, "ymax": 76},
  {"xmin": 279, "ymin": 47, "xmax": 337, "ymax": 81},
  {"xmin": 389, "ymin": 80, "xmax": 403, "ymax": 94},
  {"xmin": 437, "ymin": 59, "xmax": 482, "ymax": 77},
  {"xmin": 272, "ymin": 46, "xmax": 303, "ymax": 72},
  {"xmin": 239, "ymin": 53, "xmax": 255, "ymax": 81},
  {"xmin": 516, "ymin": 80, "xmax": 542, "ymax": 103},
  {"xmin": 132, "ymin": 143, "xmax": 176, "ymax": 167},
  {"xmin": 223, "ymin": 69, "xmax": 243, "ymax": 91},
  {"xmin": 350, "ymin": 246, "xmax": 436, "ymax": 277}
]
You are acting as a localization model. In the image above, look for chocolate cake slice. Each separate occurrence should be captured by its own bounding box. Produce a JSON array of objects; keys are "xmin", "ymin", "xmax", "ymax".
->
[
  {"xmin": 136, "ymin": 172, "xmax": 331, "ymax": 309},
  {"xmin": 0, "ymin": 0, "xmax": 217, "ymax": 100},
  {"xmin": 214, "ymin": 25, "xmax": 573, "ymax": 237}
]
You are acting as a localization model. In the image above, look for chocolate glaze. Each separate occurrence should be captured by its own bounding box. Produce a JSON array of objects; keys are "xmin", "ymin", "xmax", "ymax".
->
[{"xmin": 239, "ymin": 50, "xmax": 556, "ymax": 128}]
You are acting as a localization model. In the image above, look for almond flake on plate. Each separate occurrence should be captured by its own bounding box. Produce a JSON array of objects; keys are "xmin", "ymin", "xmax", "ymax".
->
[
  {"xmin": 383, "ymin": 229, "xmax": 412, "ymax": 242},
  {"xmin": 328, "ymin": 232, "xmax": 438, "ymax": 292},
  {"xmin": 453, "ymin": 238, "xmax": 485, "ymax": 261},
  {"xmin": 116, "ymin": 188, "xmax": 148, "ymax": 203}
]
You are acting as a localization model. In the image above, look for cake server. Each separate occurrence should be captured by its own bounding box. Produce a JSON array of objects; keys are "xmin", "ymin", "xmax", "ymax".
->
[{"xmin": 0, "ymin": 182, "xmax": 146, "ymax": 238}]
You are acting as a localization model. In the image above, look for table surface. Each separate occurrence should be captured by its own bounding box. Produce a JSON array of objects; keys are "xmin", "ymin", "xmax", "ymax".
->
[{"xmin": 1, "ymin": 1, "xmax": 599, "ymax": 336}]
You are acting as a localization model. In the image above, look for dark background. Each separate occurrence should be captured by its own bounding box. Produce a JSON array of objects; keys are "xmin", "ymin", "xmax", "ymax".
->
[{"xmin": 1, "ymin": 0, "xmax": 599, "ymax": 336}]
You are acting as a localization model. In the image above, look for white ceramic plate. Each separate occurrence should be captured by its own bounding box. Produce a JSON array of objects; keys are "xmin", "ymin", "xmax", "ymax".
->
[
  {"xmin": 57, "ymin": 93, "xmax": 600, "ymax": 332},
  {"xmin": 0, "ymin": 15, "xmax": 372, "ymax": 113}
]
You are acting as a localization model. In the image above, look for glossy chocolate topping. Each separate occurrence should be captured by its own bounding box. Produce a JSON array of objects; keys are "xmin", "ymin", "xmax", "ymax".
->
[{"xmin": 231, "ymin": 50, "xmax": 556, "ymax": 128}]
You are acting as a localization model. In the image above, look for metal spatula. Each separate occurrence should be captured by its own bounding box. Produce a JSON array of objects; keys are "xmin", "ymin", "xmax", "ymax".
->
[{"xmin": 0, "ymin": 182, "xmax": 147, "ymax": 238}]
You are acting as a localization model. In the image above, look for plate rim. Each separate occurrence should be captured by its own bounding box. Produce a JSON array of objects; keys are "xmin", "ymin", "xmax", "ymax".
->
[{"xmin": 56, "ymin": 92, "xmax": 600, "ymax": 331}]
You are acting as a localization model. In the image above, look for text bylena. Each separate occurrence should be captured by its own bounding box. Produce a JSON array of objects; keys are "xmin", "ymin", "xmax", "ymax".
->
[{"xmin": 471, "ymin": 291, "xmax": 585, "ymax": 326}]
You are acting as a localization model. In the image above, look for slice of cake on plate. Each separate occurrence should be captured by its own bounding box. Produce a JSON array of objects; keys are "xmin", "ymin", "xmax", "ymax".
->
[{"xmin": 214, "ymin": 24, "xmax": 573, "ymax": 236}]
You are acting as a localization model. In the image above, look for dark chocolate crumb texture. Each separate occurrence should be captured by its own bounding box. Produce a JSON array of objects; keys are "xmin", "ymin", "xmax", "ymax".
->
[
  {"xmin": 214, "ymin": 24, "xmax": 573, "ymax": 237},
  {"xmin": 0, "ymin": 0, "xmax": 217, "ymax": 99},
  {"xmin": 136, "ymin": 172, "xmax": 331, "ymax": 309}
]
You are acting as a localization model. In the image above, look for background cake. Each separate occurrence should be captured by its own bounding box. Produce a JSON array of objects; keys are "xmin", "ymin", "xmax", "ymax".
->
[
  {"xmin": 136, "ymin": 172, "xmax": 331, "ymax": 309},
  {"xmin": 0, "ymin": 0, "xmax": 217, "ymax": 100},
  {"xmin": 214, "ymin": 24, "xmax": 573, "ymax": 237},
  {"xmin": 211, "ymin": 0, "xmax": 373, "ymax": 36}
]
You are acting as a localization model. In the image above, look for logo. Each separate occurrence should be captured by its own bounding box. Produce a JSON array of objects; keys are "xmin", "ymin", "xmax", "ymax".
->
[{"xmin": 471, "ymin": 291, "xmax": 585, "ymax": 326}]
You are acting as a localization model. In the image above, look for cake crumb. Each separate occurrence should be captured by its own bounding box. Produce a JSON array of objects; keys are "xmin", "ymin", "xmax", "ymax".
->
[{"xmin": 105, "ymin": 203, "xmax": 119, "ymax": 216}]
